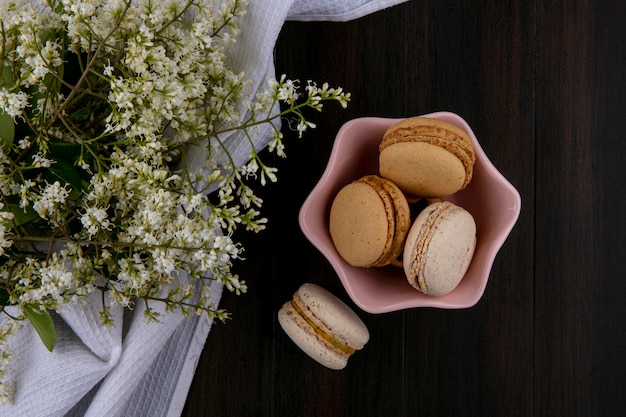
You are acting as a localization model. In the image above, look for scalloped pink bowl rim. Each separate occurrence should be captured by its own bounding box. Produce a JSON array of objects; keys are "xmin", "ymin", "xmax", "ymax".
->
[{"xmin": 298, "ymin": 112, "xmax": 521, "ymax": 313}]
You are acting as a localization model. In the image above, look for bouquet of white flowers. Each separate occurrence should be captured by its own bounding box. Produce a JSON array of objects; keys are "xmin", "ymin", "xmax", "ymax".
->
[{"xmin": 0, "ymin": 0, "xmax": 349, "ymax": 403}]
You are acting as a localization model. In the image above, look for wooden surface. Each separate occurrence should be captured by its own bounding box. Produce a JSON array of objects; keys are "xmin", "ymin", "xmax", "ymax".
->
[{"xmin": 183, "ymin": 1, "xmax": 626, "ymax": 416}]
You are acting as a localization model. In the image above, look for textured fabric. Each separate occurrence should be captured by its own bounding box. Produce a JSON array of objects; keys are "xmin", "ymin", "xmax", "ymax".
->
[
  {"xmin": 288, "ymin": 0, "xmax": 407, "ymax": 21},
  {"xmin": 0, "ymin": 1, "xmax": 406, "ymax": 416}
]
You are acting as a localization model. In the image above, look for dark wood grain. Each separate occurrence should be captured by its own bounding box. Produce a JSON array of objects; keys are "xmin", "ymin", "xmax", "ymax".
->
[
  {"xmin": 534, "ymin": 1, "xmax": 626, "ymax": 416},
  {"xmin": 183, "ymin": 1, "xmax": 626, "ymax": 416}
]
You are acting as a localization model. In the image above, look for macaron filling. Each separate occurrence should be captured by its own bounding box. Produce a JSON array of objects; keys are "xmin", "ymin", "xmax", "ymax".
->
[{"xmin": 291, "ymin": 294, "xmax": 356, "ymax": 356}]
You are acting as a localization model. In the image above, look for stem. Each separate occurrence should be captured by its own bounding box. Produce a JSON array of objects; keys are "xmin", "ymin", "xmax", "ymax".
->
[
  {"xmin": 11, "ymin": 233, "xmax": 216, "ymax": 253},
  {"xmin": 176, "ymin": 99, "xmax": 312, "ymax": 149},
  {"xmin": 0, "ymin": 21, "xmax": 7, "ymax": 70},
  {"xmin": 0, "ymin": 306, "xmax": 22, "ymax": 321},
  {"xmin": 45, "ymin": 0, "xmax": 132, "ymax": 130},
  {"xmin": 211, "ymin": 0, "xmax": 246, "ymax": 37},
  {"xmin": 154, "ymin": 0, "xmax": 197, "ymax": 36}
]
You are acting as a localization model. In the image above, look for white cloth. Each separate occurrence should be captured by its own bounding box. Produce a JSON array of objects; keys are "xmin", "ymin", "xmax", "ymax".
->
[{"xmin": 0, "ymin": 1, "xmax": 406, "ymax": 416}]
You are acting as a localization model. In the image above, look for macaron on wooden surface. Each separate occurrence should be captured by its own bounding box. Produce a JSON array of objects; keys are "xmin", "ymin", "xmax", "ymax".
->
[
  {"xmin": 278, "ymin": 283, "xmax": 370, "ymax": 370},
  {"xmin": 403, "ymin": 201, "xmax": 477, "ymax": 296}
]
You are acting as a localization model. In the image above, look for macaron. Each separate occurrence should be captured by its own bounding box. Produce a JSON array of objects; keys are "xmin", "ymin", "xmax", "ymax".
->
[
  {"xmin": 403, "ymin": 200, "xmax": 476, "ymax": 296},
  {"xmin": 378, "ymin": 116, "xmax": 476, "ymax": 198},
  {"xmin": 278, "ymin": 283, "xmax": 370, "ymax": 370},
  {"xmin": 329, "ymin": 175, "xmax": 411, "ymax": 268}
]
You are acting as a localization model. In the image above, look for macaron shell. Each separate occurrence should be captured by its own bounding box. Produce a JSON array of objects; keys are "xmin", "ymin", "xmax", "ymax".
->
[
  {"xmin": 380, "ymin": 177, "xmax": 411, "ymax": 266},
  {"xmin": 379, "ymin": 141, "xmax": 466, "ymax": 198},
  {"xmin": 380, "ymin": 116, "xmax": 475, "ymax": 176},
  {"xmin": 329, "ymin": 181, "xmax": 389, "ymax": 267},
  {"xmin": 403, "ymin": 201, "xmax": 477, "ymax": 296},
  {"xmin": 329, "ymin": 176, "xmax": 410, "ymax": 268},
  {"xmin": 278, "ymin": 302, "xmax": 349, "ymax": 370},
  {"xmin": 358, "ymin": 176, "xmax": 411, "ymax": 267},
  {"xmin": 297, "ymin": 283, "xmax": 370, "ymax": 349},
  {"xmin": 379, "ymin": 116, "xmax": 476, "ymax": 198},
  {"xmin": 403, "ymin": 202, "xmax": 443, "ymax": 293}
]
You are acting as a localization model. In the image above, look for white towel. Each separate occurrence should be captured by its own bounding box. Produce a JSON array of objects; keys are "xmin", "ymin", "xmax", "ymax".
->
[{"xmin": 0, "ymin": 1, "xmax": 406, "ymax": 416}]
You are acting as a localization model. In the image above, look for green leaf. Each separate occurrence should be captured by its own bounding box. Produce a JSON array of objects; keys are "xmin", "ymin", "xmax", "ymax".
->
[
  {"xmin": 1, "ymin": 66, "xmax": 13, "ymax": 86},
  {"xmin": 69, "ymin": 107, "xmax": 92, "ymax": 120},
  {"xmin": 48, "ymin": 141, "xmax": 96, "ymax": 171},
  {"xmin": 46, "ymin": 157, "xmax": 84, "ymax": 199},
  {"xmin": 48, "ymin": 141, "xmax": 82, "ymax": 159},
  {"xmin": 0, "ymin": 287, "xmax": 10, "ymax": 306},
  {"xmin": 23, "ymin": 304, "xmax": 56, "ymax": 352},
  {"xmin": 0, "ymin": 110, "xmax": 15, "ymax": 151},
  {"xmin": 7, "ymin": 204, "xmax": 38, "ymax": 228}
]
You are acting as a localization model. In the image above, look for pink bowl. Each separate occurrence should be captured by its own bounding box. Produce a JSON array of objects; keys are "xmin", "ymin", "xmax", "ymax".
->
[{"xmin": 298, "ymin": 112, "xmax": 521, "ymax": 313}]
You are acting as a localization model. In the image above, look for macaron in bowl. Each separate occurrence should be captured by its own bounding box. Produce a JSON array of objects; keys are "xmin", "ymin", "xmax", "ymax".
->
[
  {"xmin": 329, "ymin": 175, "xmax": 410, "ymax": 268},
  {"xmin": 298, "ymin": 112, "xmax": 521, "ymax": 313},
  {"xmin": 379, "ymin": 116, "xmax": 476, "ymax": 198},
  {"xmin": 403, "ymin": 200, "xmax": 477, "ymax": 297}
]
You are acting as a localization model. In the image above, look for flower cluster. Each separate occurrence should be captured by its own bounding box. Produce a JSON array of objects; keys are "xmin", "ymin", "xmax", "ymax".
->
[{"xmin": 0, "ymin": 0, "xmax": 349, "ymax": 403}]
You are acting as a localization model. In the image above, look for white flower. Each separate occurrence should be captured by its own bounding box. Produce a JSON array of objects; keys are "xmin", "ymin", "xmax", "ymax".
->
[
  {"xmin": 0, "ymin": 203, "xmax": 14, "ymax": 257},
  {"xmin": 260, "ymin": 165, "xmax": 278, "ymax": 186},
  {"xmin": 0, "ymin": 90, "xmax": 30, "ymax": 118},
  {"xmin": 276, "ymin": 77, "xmax": 299, "ymax": 104},
  {"xmin": 31, "ymin": 153, "xmax": 52, "ymax": 168},
  {"xmin": 32, "ymin": 181, "xmax": 70, "ymax": 220},
  {"xmin": 103, "ymin": 60, "xmax": 114, "ymax": 76},
  {"xmin": 152, "ymin": 248, "xmax": 176, "ymax": 275},
  {"xmin": 80, "ymin": 207, "xmax": 111, "ymax": 237},
  {"xmin": 296, "ymin": 120, "xmax": 316, "ymax": 137},
  {"xmin": 18, "ymin": 138, "xmax": 31, "ymax": 149}
]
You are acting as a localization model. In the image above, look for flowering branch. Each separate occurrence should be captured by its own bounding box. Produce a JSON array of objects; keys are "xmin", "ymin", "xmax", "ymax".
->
[{"xmin": 0, "ymin": 0, "xmax": 349, "ymax": 404}]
